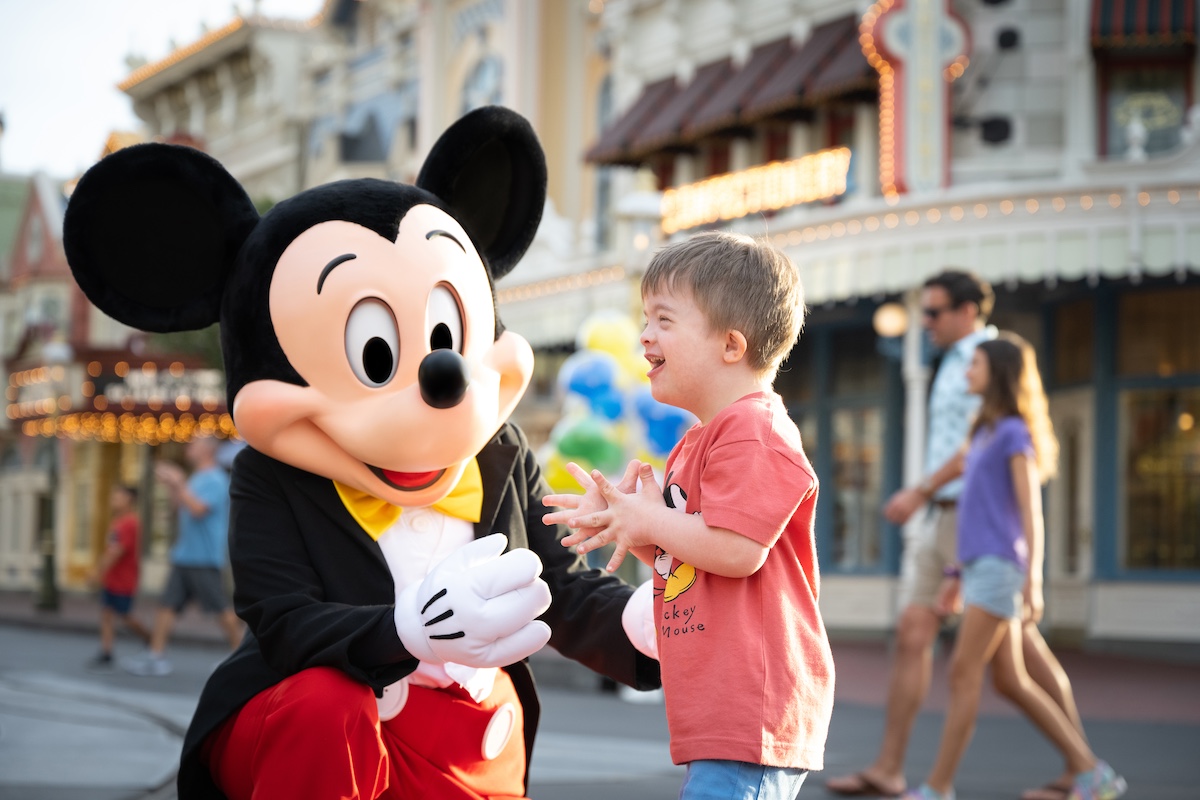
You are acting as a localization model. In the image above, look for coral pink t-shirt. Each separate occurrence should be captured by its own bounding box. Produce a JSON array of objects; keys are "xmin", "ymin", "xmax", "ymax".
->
[{"xmin": 654, "ymin": 391, "xmax": 834, "ymax": 769}]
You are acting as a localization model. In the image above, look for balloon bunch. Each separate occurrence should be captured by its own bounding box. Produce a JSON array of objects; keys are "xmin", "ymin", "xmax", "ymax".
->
[{"xmin": 540, "ymin": 310, "xmax": 695, "ymax": 494}]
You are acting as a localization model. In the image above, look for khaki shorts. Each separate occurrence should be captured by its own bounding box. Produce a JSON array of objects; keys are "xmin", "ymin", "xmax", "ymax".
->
[{"xmin": 897, "ymin": 505, "xmax": 959, "ymax": 611}]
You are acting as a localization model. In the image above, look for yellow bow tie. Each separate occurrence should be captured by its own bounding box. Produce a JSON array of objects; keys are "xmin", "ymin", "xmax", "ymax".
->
[{"xmin": 333, "ymin": 458, "xmax": 484, "ymax": 540}]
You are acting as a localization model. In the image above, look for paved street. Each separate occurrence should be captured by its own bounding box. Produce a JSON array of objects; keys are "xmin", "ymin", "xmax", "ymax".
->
[{"xmin": 1, "ymin": 595, "xmax": 1198, "ymax": 799}]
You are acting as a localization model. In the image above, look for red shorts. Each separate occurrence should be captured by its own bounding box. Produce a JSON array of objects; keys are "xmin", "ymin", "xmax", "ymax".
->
[{"xmin": 202, "ymin": 667, "xmax": 527, "ymax": 800}]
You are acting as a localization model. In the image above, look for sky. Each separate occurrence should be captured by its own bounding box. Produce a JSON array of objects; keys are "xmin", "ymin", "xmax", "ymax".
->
[{"xmin": 0, "ymin": 0, "xmax": 325, "ymax": 178}]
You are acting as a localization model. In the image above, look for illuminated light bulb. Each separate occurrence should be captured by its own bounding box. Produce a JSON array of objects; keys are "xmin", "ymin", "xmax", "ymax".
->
[
  {"xmin": 847, "ymin": 219, "xmax": 863, "ymax": 235},
  {"xmin": 1052, "ymin": 197, "xmax": 1066, "ymax": 211},
  {"xmin": 884, "ymin": 214, "xmax": 899, "ymax": 228},
  {"xmin": 1137, "ymin": 192, "xmax": 1150, "ymax": 206},
  {"xmin": 926, "ymin": 208, "xmax": 942, "ymax": 223},
  {"xmin": 974, "ymin": 204, "xmax": 988, "ymax": 218},
  {"xmin": 87, "ymin": 362, "xmax": 102, "ymax": 378},
  {"xmin": 999, "ymin": 200, "xmax": 1014, "ymax": 215},
  {"xmin": 1108, "ymin": 193, "xmax": 1121, "ymax": 208},
  {"xmin": 949, "ymin": 206, "xmax": 964, "ymax": 221},
  {"xmin": 905, "ymin": 210, "xmax": 920, "ymax": 225},
  {"xmin": 1080, "ymin": 195, "xmax": 1093, "ymax": 210},
  {"xmin": 1025, "ymin": 199, "xmax": 1039, "ymax": 214},
  {"xmin": 1168, "ymin": 190, "xmax": 1180, "ymax": 204},
  {"xmin": 115, "ymin": 362, "xmax": 129, "ymax": 377}
]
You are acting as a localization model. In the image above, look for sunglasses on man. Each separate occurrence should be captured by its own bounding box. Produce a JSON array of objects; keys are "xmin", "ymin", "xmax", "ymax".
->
[{"xmin": 922, "ymin": 304, "xmax": 958, "ymax": 320}]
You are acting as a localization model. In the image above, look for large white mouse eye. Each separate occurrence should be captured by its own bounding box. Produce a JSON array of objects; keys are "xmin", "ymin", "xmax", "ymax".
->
[
  {"xmin": 426, "ymin": 284, "xmax": 464, "ymax": 353},
  {"xmin": 345, "ymin": 298, "xmax": 399, "ymax": 387}
]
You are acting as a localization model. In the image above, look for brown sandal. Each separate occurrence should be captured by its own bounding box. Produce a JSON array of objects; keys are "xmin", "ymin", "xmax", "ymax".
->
[{"xmin": 825, "ymin": 771, "xmax": 906, "ymax": 797}]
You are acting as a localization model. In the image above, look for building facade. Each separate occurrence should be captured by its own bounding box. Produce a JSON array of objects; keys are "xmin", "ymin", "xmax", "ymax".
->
[
  {"xmin": 0, "ymin": 161, "xmax": 236, "ymax": 596},
  {"xmin": 19, "ymin": 0, "xmax": 1196, "ymax": 643},
  {"xmin": 584, "ymin": 0, "xmax": 1200, "ymax": 645}
]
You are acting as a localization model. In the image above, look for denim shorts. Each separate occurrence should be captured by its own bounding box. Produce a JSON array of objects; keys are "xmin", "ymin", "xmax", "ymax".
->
[
  {"xmin": 679, "ymin": 759, "xmax": 808, "ymax": 800},
  {"xmin": 100, "ymin": 589, "xmax": 134, "ymax": 615},
  {"xmin": 962, "ymin": 555, "xmax": 1025, "ymax": 619}
]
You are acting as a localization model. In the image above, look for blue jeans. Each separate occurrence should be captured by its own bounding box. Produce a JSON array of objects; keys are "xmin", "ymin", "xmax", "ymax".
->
[{"xmin": 679, "ymin": 759, "xmax": 808, "ymax": 800}]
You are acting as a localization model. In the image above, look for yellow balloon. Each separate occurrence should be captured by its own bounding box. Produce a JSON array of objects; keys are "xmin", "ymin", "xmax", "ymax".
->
[
  {"xmin": 619, "ymin": 351, "xmax": 650, "ymax": 384},
  {"xmin": 579, "ymin": 311, "xmax": 640, "ymax": 359}
]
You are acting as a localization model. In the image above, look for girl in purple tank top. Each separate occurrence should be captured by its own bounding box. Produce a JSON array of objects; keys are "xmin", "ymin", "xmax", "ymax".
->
[{"xmin": 901, "ymin": 334, "xmax": 1126, "ymax": 800}]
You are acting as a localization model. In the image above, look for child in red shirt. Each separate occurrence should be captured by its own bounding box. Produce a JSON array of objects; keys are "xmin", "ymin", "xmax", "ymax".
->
[
  {"xmin": 544, "ymin": 231, "xmax": 835, "ymax": 799},
  {"xmin": 88, "ymin": 484, "xmax": 151, "ymax": 670}
]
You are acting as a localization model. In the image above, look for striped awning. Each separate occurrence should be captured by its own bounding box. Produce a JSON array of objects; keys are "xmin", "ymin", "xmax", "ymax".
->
[{"xmin": 1091, "ymin": 0, "xmax": 1196, "ymax": 48}]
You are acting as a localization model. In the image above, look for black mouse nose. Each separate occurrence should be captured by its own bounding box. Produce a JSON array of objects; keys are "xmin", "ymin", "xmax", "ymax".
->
[{"xmin": 418, "ymin": 350, "xmax": 470, "ymax": 409}]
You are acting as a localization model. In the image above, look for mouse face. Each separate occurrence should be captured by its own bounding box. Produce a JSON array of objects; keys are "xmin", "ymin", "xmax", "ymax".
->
[
  {"xmin": 64, "ymin": 106, "xmax": 546, "ymax": 507},
  {"xmin": 233, "ymin": 206, "xmax": 532, "ymax": 506}
]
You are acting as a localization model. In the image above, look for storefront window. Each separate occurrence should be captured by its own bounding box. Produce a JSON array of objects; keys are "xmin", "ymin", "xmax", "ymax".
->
[
  {"xmin": 1120, "ymin": 388, "xmax": 1200, "ymax": 570},
  {"xmin": 1101, "ymin": 62, "xmax": 1190, "ymax": 158},
  {"xmin": 831, "ymin": 407, "xmax": 883, "ymax": 569},
  {"xmin": 1117, "ymin": 287, "xmax": 1200, "ymax": 378},
  {"xmin": 1054, "ymin": 298, "xmax": 1094, "ymax": 386}
]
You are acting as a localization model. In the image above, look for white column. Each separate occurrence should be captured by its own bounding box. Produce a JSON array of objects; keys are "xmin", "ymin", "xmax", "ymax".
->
[
  {"xmin": 217, "ymin": 63, "xmax": 237, "ymax": 130},
  {"xmin": 789, "ymin": 120, "xmax": 811, "ymax": 158},
  {"xmin": 853, "ymin": 102, "xmax": 878, "ymax": 199},
  {"xmin": 902, "ymin": 288, "xmax": 929, "ymax": 489},
  {"xmin": 185, "ymin": 79, "xmax": 205, "ymax": 139},
  {"xmin": 730, "ymin": 138, "xmax": 752, "ymax": 172},
  {"xmin": 154, "ymin": 95, "xmax": 175, "ymax": 137}
]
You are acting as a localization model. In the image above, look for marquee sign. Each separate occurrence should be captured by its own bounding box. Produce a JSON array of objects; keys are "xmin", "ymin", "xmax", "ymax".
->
[{"xmin": 660, "ymin": 147, "xmax": 853, "ymax": 234}]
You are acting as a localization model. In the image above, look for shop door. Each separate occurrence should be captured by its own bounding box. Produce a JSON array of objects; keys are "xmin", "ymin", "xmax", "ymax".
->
[{"xmin": 1046, "ymin": 387, "xmax": 1094, "ymax": 632}]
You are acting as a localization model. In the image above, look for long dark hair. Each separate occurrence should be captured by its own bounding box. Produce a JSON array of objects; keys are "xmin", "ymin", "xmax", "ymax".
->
[{"xmin": 971, "ymin": 333, "xmax": 1058, "ymax": 481}]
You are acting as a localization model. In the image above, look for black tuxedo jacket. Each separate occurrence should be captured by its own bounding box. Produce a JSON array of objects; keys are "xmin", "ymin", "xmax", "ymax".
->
[{"xmin": 178, "ymin": 422, "xmax": 660, "ymax": 799}]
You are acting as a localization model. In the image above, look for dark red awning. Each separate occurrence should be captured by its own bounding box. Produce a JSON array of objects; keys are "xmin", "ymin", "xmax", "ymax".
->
[
  {"xmin": 806, "ymin": 27, "xmax": 875, "ymax": 101},
  {"xmin": 743, "ymin": 15, "xmax": 859, "ymax": 120},
  {"xmin": 1091, "ymin": 0, "xmax": 1196, "ymax": 48},
  {"xmin": 585, "ymin": 77, "xmax": 678, "ymax": 165},
  {"xmin": 685, "ymin": 37, "xmax": 793, "ymax": 139},
  {"xmin": 627, "ymin": 58, "xmax": 734, "ymax": 157}
]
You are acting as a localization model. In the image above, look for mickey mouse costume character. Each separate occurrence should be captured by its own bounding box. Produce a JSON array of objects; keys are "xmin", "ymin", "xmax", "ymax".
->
[{"xmin": 63, "ymin": 107, "xmax": 660, "ymax": 800}]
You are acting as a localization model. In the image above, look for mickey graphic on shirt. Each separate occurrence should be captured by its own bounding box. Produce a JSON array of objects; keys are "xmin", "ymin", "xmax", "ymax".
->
[{"xmin": 655, "ymin": 477, "xmax": 697, "ymax": 603}]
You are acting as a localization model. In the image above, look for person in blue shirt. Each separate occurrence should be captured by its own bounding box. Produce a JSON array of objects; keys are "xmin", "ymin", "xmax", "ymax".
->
[{"xmin": 125, "ymin": 437, "xmax": 242, "ymax": 677}]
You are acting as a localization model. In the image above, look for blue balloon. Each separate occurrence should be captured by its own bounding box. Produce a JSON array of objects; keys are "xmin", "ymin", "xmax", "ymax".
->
[
  {"xmin": 633, "ymin": 386, "xmax": 692, "ymax": 456},
  {"xmin": 590, "ymin": 387, "xmax": 625, "ymax": 420},
  {"xmin": 559, "ymin": 350, "xmax": 620, "ymax": 402}
]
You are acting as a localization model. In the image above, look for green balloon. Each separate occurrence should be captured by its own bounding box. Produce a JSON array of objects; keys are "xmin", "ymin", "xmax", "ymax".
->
[{"xmin": 556, "ymin": 418, "xmax": 625, "ymax": 475}]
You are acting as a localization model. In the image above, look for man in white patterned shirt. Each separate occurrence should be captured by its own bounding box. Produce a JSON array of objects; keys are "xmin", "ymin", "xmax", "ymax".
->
[{"xmin": 827, "ymin": 270, "xmax": 995, "ymax": 798}]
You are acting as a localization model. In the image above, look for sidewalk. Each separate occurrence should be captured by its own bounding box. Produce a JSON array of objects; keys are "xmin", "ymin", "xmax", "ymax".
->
[
  {"xmin": 5, "ymin": 588, "xmax": 1200, "ymax": 800},
  {"xmin": 2, "ymin": 587, "xmax": 1200, "ymax": 719},
  {"xmin": 4, "ymin": 587, "xmax": 1198, "ymax": 724}
]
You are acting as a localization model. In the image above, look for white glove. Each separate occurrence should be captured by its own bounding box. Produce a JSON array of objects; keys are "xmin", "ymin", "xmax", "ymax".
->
[
  {"xmin": 395, "ymin": 533, "xmax": 552, "ymax": 668},
  {"xmin": 621, "ymin": 580, "xmax": 659, "ymax": 660}
]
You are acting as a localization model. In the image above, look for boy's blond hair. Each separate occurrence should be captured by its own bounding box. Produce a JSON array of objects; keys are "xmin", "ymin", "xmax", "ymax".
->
[{"xmin": 641, "ymin": 231, "xmax": 806, "ymax": 376}]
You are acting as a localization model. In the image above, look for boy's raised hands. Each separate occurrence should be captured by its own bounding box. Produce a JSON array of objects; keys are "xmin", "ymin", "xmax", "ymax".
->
[{"xmin": 542, "ymin": 459, "xmax": 663, "ymax": 573}]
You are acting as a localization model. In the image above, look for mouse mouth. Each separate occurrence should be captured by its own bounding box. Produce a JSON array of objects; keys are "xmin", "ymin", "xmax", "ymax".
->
[{"xmin": 368, "ymin": 465, "xmax": 446, "ymax": 491}]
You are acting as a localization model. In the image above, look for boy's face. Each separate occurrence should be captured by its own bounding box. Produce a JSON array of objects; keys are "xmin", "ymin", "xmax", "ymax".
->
[{"xmin": 640, "ymin": 286, "xmax": 729, "ymax": 417}]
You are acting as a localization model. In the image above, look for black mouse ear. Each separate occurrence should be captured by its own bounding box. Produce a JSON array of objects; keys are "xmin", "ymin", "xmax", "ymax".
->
[
  {"xmin": 64, "ymin": 143, "xmax": 259, "ymax": 333},
  {"xmin": 416, "ymin": 106, "xmax": 546, "ymax": 279}
]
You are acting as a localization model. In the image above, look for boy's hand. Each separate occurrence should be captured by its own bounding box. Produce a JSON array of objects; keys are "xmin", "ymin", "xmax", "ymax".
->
[
  {"xmin": 542, "ymin": 459, "xmax": 641, "ymax": 542},
  {"xmin": 933, "ymin": 576, "xmax": 961, "ymax": 617},
  {"xmin": 568, "ymin": 463, "xmax": 664, "ymax": 573}
]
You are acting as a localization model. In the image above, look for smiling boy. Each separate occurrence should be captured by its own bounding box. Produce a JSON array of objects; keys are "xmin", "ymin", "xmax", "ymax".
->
[{"xmin": 544, "ymin": 231, "xmax": 835, "ymax": 800}]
